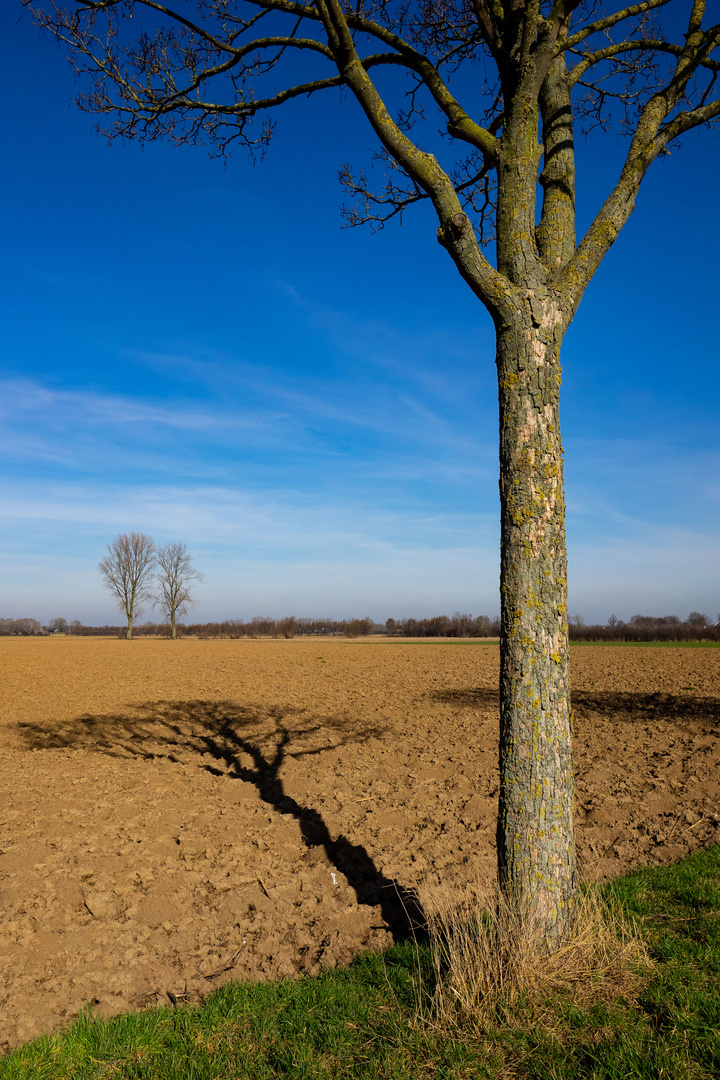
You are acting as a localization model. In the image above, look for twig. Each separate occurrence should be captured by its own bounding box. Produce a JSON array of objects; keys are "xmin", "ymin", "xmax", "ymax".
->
[
  {"xmin": 201, "ymin": 948, "xmax": 244, "ymax": 980},
  {"xmin": 600, "ymin": 833, "xmax": 621, "ymax": 858},
  {"xmin": 665, "ymin": 812, "xmax": 684, "ymax": 843}
]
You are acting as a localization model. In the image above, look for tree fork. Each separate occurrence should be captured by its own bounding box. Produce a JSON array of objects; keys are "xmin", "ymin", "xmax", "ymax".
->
[{"xmin": 495, "ymin": 300, "xmax": 576, "ymax": 945}]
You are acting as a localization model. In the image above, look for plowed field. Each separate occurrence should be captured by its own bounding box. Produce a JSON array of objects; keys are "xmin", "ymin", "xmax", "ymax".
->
[{"xmin": 1, "ymin": 637, "xmax": 719, "ymax": 1050}]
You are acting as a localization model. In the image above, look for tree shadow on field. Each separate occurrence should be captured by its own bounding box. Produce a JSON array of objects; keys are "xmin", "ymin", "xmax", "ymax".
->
[
  {"xmin": 18, "ymin": 699, "xmax": 425, "ymax": 940},
  {"xmin": 431, "ymin": 687, "xmax": 499, "ymax": 709},
  {"xmin": 571, "ymin": 691, "xmax": 720, "ymax": 732},
  {"xmin": 432, "ymin": 686, "xmax": 720, "ymax": 733}
]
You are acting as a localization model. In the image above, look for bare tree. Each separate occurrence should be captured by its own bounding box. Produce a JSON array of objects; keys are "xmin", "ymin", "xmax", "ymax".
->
[
  {"xmin": 26, "ymin": 0, "xmax": 720, "ymax": 947},
  {"xmin": 99, "ymin": 532, "xmax": 156, "ymax": 640},
  {"xmin": 1, "ymin": 618, "xmax": 43, "ymax": 636},
  {"xmin": 153, "ymin": 542, "xmax": 203, "ymax": 639}
]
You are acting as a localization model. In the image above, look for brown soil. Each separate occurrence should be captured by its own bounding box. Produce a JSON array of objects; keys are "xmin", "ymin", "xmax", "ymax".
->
[{"xmin": 1, "ymin": 637, "xmax": 719, "ymax": 1050}]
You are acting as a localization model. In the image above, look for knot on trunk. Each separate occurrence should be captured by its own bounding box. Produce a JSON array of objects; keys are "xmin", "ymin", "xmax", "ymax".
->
[{"xmin": 437, "ymin": 211, "xmax": 470, "ymax": 249}]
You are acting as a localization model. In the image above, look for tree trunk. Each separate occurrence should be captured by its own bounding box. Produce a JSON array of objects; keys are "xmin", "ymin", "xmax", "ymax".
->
[
  {"xmin": 170, "ymin": 611, "xmax": 177, "ymax": 640},
  {"xmin": 127, "ymin": 612, "xmax": 133, "ymax": 640},
  {"xmin": 495, "ymin": 300, "xmax": 576, "ymax": 946}
]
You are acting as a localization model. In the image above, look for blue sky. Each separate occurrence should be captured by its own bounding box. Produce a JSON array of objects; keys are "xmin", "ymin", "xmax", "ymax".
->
[{"xmin": 1, "ymin": 4, "xmax": 718, "ymax": 626}]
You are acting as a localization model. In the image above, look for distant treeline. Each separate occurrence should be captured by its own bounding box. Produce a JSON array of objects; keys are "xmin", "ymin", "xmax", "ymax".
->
[
  {"xmin": 2, "ymin": 611, "xmax": 718, "ymax": 641},
  {"xmin": 568, "ymin": 613, "xmax": 719, "ymax": 642},
  {"xmin": 0, "ymin": 618, "xmax": 47, "ymax": 636},
  {"xmin": 385, "ymin": 613, "xmax": 501, "ymax": 637},
  {"xmin": 0, "ymin": 616, "xmax": 382, "ymax": 639},
  {"xmin": 182, "ymin": 617, "xmax": 380, "ymax": 638},
  {"xmin": 1, "ymin": 613, "xmax": 498, "ymax": 638}
]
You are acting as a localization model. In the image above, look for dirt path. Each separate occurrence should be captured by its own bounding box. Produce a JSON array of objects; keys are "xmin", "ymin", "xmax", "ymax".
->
[{"xmin": 1, "ymin": 638, "xmax": 719, "ymax": 1050}]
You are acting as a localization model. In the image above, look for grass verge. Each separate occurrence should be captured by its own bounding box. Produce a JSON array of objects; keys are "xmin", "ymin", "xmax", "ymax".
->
[
  {"xmin": 569, "ymin": 640, "xmax": 720, "ymax": 648},
  {"xmin": 2, "ymin": 845, "xmax": 719, "ymax": 1079}
]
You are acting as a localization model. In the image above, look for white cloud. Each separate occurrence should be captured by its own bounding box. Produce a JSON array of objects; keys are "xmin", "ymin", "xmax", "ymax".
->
[
  {"xmin": 0, "ymin": 476, "xmax": 500, "ymax": 622},
  {"xmin": 0, "ymin": 377, "xmax": 287, "ymax": 435}
]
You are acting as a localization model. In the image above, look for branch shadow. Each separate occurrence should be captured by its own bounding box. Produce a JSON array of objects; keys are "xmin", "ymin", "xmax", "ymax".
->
[
  {"xmin": 18, "ymin": 699, "xmax": 425, "ymax": 940},
  {"xmin": 431, "ymin": 686, "xmax": 720, "ymax": 732}
]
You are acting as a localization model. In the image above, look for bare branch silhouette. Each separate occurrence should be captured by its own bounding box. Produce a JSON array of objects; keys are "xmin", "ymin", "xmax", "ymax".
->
[{"xmin": 19, "ymin": 698, "xmax": 425, "ymax": 938}]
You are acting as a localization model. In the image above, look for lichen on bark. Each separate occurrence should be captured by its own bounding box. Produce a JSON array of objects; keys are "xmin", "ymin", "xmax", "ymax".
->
[{"xmin": 495, "ymin": 300, "xmax": 576, "ymax": 944}]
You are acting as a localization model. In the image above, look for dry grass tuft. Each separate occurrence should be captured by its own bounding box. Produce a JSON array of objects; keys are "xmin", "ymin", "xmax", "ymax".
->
[{"xmin": 418, "ymin": 879, "xmax": 651, "ymax": 1035}]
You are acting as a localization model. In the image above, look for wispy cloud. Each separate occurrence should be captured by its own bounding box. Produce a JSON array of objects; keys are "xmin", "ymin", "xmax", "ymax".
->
[
  {"xmin": 276, "ymin": 280, "xmax": 495, "ymax": 393},
  {"xmin": 0, "ymin": 478, "xmax": 500, "ymax": 622},
  {"xmin": 0, "ymin": 479, "xmax": 496, "ymax": 551},
  {"xmin": 124, "ymin": 346, "xmax": 491, "ymax": 445},
  {"xmin": 565, "ymin": 435, "xmax": 720, "ymax": 533},
  {"xmin": 0, "ymin": 366, "xmax": 498, "ymax": 495},
  {"xmin": 0, "ymin": 377, "xmax": 287, "ymax": 434}
]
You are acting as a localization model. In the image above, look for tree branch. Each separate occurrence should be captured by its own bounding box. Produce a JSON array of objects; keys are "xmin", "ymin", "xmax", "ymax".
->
[
  {"xmin": 311, "ymin": 0, "xmax": 512, "ymax": 314},
  {"xmin": 563, "ymin": 20, "xmax": 720, "ymax": 308},
  {"xmin": 561, "ymin": 0, "xmax": 671, "ymax": 53},
  {"xmin": 656, "ymin": 95, "xmax": 720, "ymax": 145},
  {"xmin": 25, "ymin": 0, "xmax": 719, "ymax": 325},
  {"xmin": 570, "ymin": 37, "xmax": 720, "ymax": 84}
]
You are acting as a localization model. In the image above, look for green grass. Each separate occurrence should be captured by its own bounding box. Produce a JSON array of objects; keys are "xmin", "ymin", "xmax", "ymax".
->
[
  {"xmin": 3, "ymin": 847, "xmax": 719, "ymax": 1079},
  {"xmin": 570, "ymin": 640, "xmax": 720, "ymax": 648},
  {"xmin": 350, "ymin": 638, "xmax": 499, "ymax": 644},
  {"xmin": 343, "ymin": 639, "xmax": 720, "ymax": 647}
]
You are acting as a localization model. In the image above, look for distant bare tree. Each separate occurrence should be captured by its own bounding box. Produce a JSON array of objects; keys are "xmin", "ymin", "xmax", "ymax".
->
[
  {"xmin": 276, "ymin": 616, "xmax": 299, "ymax": 639},
  {"xmin": 153, "ymin": 542, "xmax": 203, "ymax": 640},
  {"xmin": 99, "ymin": 532, "xmax": 156, "ymax": 640},
  {"xmin": 48, "ymin": 617, "xmax": 68, "ymax": 633}
]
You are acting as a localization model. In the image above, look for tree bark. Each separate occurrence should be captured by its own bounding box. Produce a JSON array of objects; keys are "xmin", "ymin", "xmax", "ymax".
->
[{"xmin": 495, "ymin": 299, "xmax": 576, "ymax": 945}]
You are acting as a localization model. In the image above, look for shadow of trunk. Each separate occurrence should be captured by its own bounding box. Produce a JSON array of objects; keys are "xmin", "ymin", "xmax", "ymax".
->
[{"xmin": 18, "ymin": 698, "xmax": 425, "ymax": 941}]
